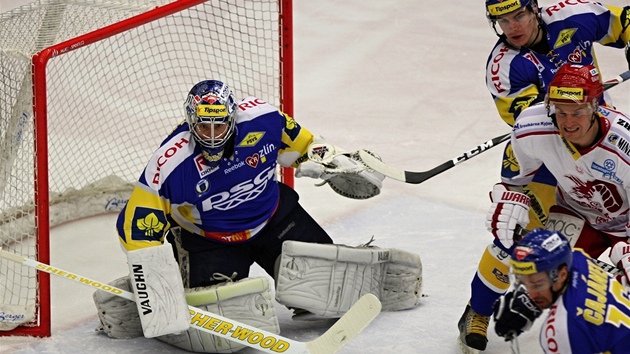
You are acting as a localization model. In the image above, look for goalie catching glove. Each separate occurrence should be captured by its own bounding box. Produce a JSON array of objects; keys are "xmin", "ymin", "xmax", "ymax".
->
[
  {"xmin": 295, "ymin": 136, "xmax": 384, "ymax": 199},
  {"xmin": 486, "ymin": 183, "xmax": 531, "ymax": 249}
]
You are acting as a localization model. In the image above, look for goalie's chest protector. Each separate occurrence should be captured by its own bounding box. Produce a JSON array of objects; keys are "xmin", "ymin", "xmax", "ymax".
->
[{"xmin": 161, "ymin": 98, "xmax": 286, "ymax": 237}]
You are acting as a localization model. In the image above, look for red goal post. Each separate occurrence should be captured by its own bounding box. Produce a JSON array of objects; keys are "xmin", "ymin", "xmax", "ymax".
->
[{"xmin": 0, "ymin": 0, "xmax": 293, "ymax": 337}]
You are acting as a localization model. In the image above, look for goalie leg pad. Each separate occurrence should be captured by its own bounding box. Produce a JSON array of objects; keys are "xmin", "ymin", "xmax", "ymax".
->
[
  {"xmin": 275, "ymin": 241, "xmax": 422, "ymax": 318},
  {"xmin": 93, "ymin": 276, "xmax": 143, "ymax": 339},
  {"xmin": 157, "ymin": 277, "xmax": 280, "ymax": 353},
  {"xmin": 125, "ymin": 242, "xmax": 191, "ymax": 338}
]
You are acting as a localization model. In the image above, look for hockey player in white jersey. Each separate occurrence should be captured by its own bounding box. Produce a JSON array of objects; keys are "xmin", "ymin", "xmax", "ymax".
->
[
  {"xmin": 459, "ymin": 0, "xmax": 630, "ymax": 351},
  {"xmin": 493, "ymin": 228, "xmax": 630, "ymax": 353},
  {"xmin": 483, "ymin": 62, "xmax": 630, "ymax": 352},
  {"xmin": 91, "ymin": 80, "xmax": 423, "ymax": 352}
]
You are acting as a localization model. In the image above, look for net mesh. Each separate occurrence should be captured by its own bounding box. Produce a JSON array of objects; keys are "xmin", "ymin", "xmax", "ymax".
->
[{"xmin": 0, "ymin": 0, "xmax": 283, "ymax": 333}]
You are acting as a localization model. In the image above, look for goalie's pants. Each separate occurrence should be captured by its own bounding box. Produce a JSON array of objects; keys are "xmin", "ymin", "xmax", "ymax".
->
[{"xmin": 167, "ymin": 182, "xmax": 333, "ymax": 288}]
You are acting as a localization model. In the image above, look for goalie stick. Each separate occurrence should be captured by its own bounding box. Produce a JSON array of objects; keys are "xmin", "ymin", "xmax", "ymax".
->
[
  {"xmin": 359, "ymin": 69, "xmax": 630, "ymax": 184},
  {"xmin": 0, "ymin": 248, "xmax": 381, "ymax": 354}
]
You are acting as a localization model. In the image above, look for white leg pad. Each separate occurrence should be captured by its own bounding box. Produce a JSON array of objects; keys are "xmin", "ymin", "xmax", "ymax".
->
[
  {"xmin": 93, "ymin": 276, "xmax": 143, "ymax": 339},
  {"xmin": 157, "ymin": 277, "xmax": 280, "ymax": 353},
  {"xmin": 276, "ymin": 241, "xmax": 422, "ymax": 317},
  {"xmin": 125, "ymin": 242, "xmax": 190, "ymax": 338}
]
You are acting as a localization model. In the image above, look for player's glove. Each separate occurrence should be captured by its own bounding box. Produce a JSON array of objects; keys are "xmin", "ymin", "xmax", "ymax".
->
[
  {"xmin": 295, "ymin": 137, "xmax": 384, "ymax": 199},
  {"xmin": 486, "ymin": 183, "xmax": 530, "ymax": 249},
  {"xmin": 610, "ymin": 241, "xmax": 630, "ymax": 287},
  {"xmin": 493, "ymin": 285, "xmax": 542, "ymax": 340}
]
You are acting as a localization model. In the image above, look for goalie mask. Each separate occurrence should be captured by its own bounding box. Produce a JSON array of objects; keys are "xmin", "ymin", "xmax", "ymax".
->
[{"xmin": 184, "ymin": 80, "xmax": 238, "ymax": 167}]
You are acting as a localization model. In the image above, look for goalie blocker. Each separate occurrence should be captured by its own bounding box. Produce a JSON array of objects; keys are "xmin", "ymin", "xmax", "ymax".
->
[{"xmin": 276, "ymin": 240, "xmax": 422, "ymax": 318}]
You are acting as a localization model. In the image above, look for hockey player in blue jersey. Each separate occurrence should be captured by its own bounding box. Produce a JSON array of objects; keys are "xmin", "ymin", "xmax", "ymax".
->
[
  {"xmin": 493, "ymin": 228, "xmax": 630, "ymax": 353},
  {"xmin": 91, "ymin": 80, "xmax": 423, "ymax": 352},
  {"xmin": 459, "ymin": 1, "xmax": 630, "ymax": 351}
]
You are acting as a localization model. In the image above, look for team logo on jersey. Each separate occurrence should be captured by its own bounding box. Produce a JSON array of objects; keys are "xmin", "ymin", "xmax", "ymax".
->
[
  {"xmin": 246, "ymin": 153, "xmax": 260, "ymax": 168},
  {"xmin": 130, "ymin": 207, "xmax": 167, "ymax": 241},
  {"xmin": 195, "ymin": 179, "xmax": 211, "ymax": 196},
  {"xmin": 501, "ymin": 143, "xmax": 520, "ymax": 178},
  {"xmin": 238, "ymin": 132, "xmax": 265, "ymax": 147},
  {"xmin": 553, "ymin": 29, "xmax": 576, "ymax": 49},
  {"xmin": 591, "ymin": 159, "xmax": 623, "ymax": 184},
  {"xmin": 566, "ymin": 175, "xmax": 624, "ymax": 216},
  {"xmin": 509, "ymin": 96, "xmax": 537, "ymax": 119},
  {"xmin": 283, "ymin": 113, "xmax": 301, "ymax": 142}
]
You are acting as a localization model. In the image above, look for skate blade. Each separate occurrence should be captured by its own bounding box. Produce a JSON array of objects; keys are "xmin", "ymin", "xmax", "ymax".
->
[{"xmin": 457, "ymin": 337, "xmax": 481, "ymax": 354}]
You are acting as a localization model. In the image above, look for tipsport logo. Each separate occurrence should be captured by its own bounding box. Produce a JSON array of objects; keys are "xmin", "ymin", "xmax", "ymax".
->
[{"xmin": 487, "ymin": 0, "xmax": 521, "ymax": 17}]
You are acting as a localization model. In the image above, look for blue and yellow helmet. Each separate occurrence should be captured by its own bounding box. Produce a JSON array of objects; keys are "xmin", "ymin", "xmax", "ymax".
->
[{"xmin": 510, "ymin": 228, "xmax": 572, "ymax": 281}]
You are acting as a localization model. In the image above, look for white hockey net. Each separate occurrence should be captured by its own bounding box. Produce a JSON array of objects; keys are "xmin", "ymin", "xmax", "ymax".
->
[{"xmin": 0, "ymin": 0, "xmax": 290, "ymax": 336}]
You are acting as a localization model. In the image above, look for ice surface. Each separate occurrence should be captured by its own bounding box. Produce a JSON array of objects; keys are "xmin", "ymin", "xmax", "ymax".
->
[{"xmin": 2, "ymin": 0, "xmax": 629, "ymax": 353}]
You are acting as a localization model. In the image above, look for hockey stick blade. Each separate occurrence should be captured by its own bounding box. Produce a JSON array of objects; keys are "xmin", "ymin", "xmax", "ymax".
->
[
  {"xmin": 603, "ymin": 69, "xmax": 630, "ymax": 90},
  {"xmin": 0, "ymin": 248, "xmax": 381, "ymax": 354},
  {"xmin": 362, "ymin": 69, "xmax": 630, "ymax": 185},
  {"xmin": 359, "ymin": 133, "xmax": 510, "ymax": 184}
]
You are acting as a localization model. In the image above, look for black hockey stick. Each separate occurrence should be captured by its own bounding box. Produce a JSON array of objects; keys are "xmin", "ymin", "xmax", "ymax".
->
[{"xmin": 359, "ymin": 69, "xmax": 630, "ymax": 184}]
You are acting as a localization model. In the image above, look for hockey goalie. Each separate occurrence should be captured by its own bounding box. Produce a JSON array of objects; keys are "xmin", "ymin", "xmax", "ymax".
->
[{"xmin": 92, "ymin": 80, "xmax": 423, "ymax": 352}]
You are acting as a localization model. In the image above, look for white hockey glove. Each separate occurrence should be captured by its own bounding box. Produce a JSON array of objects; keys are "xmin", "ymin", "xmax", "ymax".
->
[
  {"xmin": 295, "ymin": 137, "xmax": 384, "ymax": 199},
  {"xmin": 486, "ymin": 183, "xmax": 530, "ymax": 249},
  {"xmin": 610, "ymin": 241, "xmax": 630, "ymax": 286}
]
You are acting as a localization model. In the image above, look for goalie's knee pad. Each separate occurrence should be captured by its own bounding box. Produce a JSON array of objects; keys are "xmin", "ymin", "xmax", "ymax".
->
[
  {"xmin": 275, "ymin": 241, "xmax": 422, "ymax": 318},
  {"xmin": 157, "ymin": 277, "xmax": 279, "ymax": 353},
  {"xmin": 93, "ymin": 276, "xmax": 143, "ymax": 339}
]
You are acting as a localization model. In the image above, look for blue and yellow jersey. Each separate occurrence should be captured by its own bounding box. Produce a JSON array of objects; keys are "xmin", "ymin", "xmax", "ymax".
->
[
  {"xmin": 486, "ymin": 1, "xmax": 630, "ymax": 126},
  {"xmin": 117, "ymin": 97, "xmax": 314, "ymax": 251},
  {"xmin": 539, "ymin": 250, "xmax": 630, "ymax": 353}
]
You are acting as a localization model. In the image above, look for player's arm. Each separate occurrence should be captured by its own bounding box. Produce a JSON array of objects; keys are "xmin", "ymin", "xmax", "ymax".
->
[
  {"xmin": 116, "ymin": 185, "xmax": 190, "ymax": 338},
  {"xmin": 486, "ymin": 50, "xmax": 545, "ymax": 126},
  {"xmin": 590, "ymin": 3, "xmax": 630, "ymax": 48},
  {"xmin": 486, "ymin": 131, "xmax": 544, "ymax": 249},
  {"xmin": 492, "ymin": 84, "xmax": 543, "ymax": 127},
  {"xmin": 277, "ymin": 111, "xmax": 385, "ymax": 199}
]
